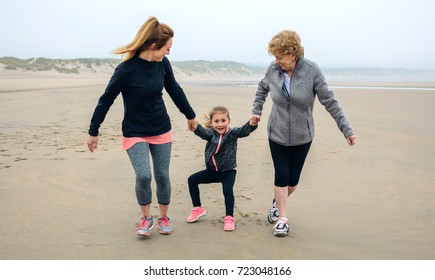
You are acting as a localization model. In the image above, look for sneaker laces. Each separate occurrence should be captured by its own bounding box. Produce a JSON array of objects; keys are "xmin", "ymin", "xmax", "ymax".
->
[
  {"xmin": 224, "ymin": 216, "xmax": 234, "ymax": 223},
  {"xmin": 270, "ymin": 201, "xmax": 279, "ymax": 215},
  {"xmin": 193, "ymin": 207, "xmax": 204, "ymax": 213},
  {"xmin": 138, "ymin": 216, "xmax": 151, "ymax": 229},
  {"xmin": 159, "ymin": 216, "xmax": 170, "ymax": 226},
  {"xmin": 274, "ymin": 218, "xmax": 288, "ymax": 230}
]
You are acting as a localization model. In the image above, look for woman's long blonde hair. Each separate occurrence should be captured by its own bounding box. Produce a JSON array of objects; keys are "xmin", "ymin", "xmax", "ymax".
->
[
  {"xmin": 113, "ymin": 16, "xmax": 174, "ymax": 61},
  {"xmin": 203, "ymin": 106, "xmax": 230, "ymax": 128}
]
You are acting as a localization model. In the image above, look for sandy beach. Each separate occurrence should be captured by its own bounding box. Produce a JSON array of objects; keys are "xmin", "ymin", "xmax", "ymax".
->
[{"xmin": 1, "ymin": 70, "xmax": 435, "ymax": 260}]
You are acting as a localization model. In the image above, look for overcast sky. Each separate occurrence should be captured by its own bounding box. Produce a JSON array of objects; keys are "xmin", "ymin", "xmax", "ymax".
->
[{"xmin": 1, "ymin": 0, "xmax": 434, "ymax": 69}]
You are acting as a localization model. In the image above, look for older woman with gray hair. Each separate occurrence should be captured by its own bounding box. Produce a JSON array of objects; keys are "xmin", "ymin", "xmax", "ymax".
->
[{"xmin": 251, "ymin": 30, "xmax": 356, "ymax": 237}]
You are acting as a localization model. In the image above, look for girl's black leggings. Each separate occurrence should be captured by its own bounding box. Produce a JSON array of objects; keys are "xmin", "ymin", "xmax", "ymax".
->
[{"xmin": 188, "ymin": 169, "xmax": 237, "ymax": 216}]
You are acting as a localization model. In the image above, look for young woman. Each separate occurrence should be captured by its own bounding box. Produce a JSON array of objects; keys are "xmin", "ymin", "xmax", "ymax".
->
[{"xmin": 87, "ymin": 16, "xmax": 198, "ymax": 236}]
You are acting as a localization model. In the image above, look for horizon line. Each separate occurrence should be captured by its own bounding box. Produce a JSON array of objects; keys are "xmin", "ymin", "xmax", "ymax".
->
[{"xmin": 1, "ymin": 56, "xmax": 435, "ymax": 71}]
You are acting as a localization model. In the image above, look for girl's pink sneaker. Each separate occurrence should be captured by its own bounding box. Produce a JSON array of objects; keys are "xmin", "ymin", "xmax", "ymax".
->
[
  {"xmin": 186, "ymin": 206, "xmax": 207, "ymax": 223},
  {"xmin": 223, "ymin": 215, "xmax": 235, "ymax": 231}
]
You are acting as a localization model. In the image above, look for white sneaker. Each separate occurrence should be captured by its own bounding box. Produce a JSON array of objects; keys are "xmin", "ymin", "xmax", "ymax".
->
[
  {"xmin": 273, "ymin": 217, "xmax": 289, "ymax": 237},
  {"xmin": 267, "ymin": 200, "xmax": 280, "ymax": 223}
]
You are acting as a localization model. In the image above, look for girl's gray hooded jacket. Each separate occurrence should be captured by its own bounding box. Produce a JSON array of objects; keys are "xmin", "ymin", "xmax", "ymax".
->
[
  {"xmin": 252, "ymin": 56, "xmax": 354, "ymax": 146},
  {"xmin": 195, "ymin": 122, "xmax": 257, "ymax": 172}
]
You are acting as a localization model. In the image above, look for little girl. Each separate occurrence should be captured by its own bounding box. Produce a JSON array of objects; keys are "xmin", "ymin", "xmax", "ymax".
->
[{"xmin": 186, "ymin": 106, "xmax": 258, "ymax": 231}]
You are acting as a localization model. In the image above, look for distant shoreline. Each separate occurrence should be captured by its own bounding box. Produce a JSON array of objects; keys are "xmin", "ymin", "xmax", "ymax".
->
[
  {"xmin": 180, "ymin": 81, "xmax": 435, "ymax": 91},
  {"xmin": 2, "ymin": 56, "xmax": 435, "ymax": 84},
  {"xmin": 1, "ymin": 74, "xmax": 435, "ymax": 94},
  {"xmin": 2, "ymin": 57, "xmax": 435, "ymax": 92},
  {"xmin": 330, "ymin": 85, "xmax": 435, "ymax": 91}
]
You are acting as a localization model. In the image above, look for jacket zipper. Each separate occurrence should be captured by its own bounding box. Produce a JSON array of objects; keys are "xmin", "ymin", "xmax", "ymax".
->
[
  {"xmin": 282, "ymin": 79, "xmax": 291, "ymax": 144},
  {"xmin": 212, "ymin": 134, "xmax": 223, "ymax": 171}
]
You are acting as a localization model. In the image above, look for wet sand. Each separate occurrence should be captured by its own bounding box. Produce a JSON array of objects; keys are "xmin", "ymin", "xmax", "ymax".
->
[{"xmin": 1, "ymin": 71, "xmax": 435, "ymax": 260}]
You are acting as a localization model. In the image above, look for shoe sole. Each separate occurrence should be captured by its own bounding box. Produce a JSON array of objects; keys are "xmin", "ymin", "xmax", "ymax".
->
[
  {"xmin": 136, "ymin": 224, "xmax": 155, "ymax": 236},
  {"xmin": 273, "ymin": 231, "xmax": 288, "ymax": 237},
  {"xmin": 186, "ymin": 211, "xmax": 207, "ymax": 223},
  {"xmin": 158, "ymin": 228, "xmax": 173, "ymax": 235}
]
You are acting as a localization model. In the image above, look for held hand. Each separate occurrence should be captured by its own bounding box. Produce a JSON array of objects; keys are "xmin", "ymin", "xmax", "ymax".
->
[
  {"xmin": 250, "ymin": 114, "xmax": 261, "ymax": 126},
  {"xmin": 347, "ymin": 135, "xmax": 356, "ymax": 146},
  {"xmin": 188, "ymin": 119, "xmax": 198, "ymax": 131},
  {"xmin": 87, "ymin": 136, "xmax": 98, "ymax": 153}
]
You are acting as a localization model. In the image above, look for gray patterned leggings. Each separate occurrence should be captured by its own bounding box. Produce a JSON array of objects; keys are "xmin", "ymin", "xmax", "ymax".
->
[{"xmin": 126, "ymin": 142, "xmax": 172, "ymax": 206}]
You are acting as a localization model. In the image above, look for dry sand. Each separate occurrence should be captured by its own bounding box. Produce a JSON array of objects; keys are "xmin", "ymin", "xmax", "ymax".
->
[{"xmin": 1, "ymin": 70, "xmax": 435, "ymax": 260}]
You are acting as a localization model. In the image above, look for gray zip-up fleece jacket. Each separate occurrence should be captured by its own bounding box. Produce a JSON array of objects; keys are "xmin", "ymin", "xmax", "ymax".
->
[
  {"xmin": 194, "ymin": 121, "xmax": 257, "ymax": 171},
  {"xmin": 252, "ymin": 56, "xmax": 354, "ymax": 146}
]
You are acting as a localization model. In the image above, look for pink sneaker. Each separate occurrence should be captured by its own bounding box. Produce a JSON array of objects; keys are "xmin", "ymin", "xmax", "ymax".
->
[
  {"xmin": 136, "ymin": 216, "xmax": 154, "ymax": 236},
  {"xmin": 186, "ymin": 206, "xmax": 207, "ymax": 223},
  {"xmin": 157, "ymin": 215, "xmax": 173, "ymax": 235},
  {"xmin": 223, "ymin": 216, "xmax": 235, "ymax": 231}
]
